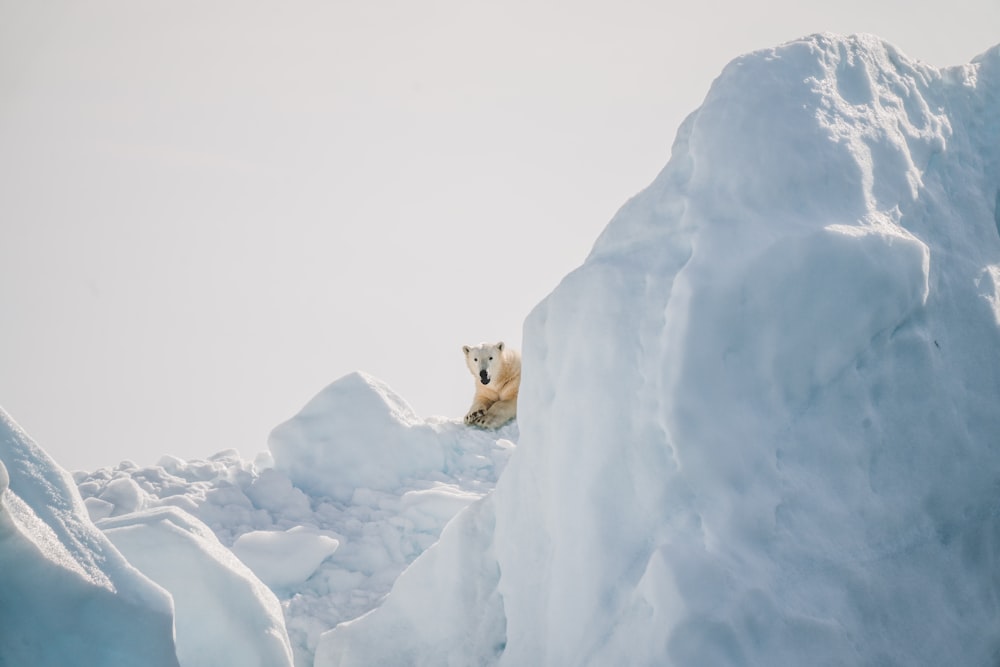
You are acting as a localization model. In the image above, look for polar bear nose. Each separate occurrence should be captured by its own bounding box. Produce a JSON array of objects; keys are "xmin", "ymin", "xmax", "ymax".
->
[{"xmin": 479, "ymin": 370, "xmax": 490, "ymax": 384}]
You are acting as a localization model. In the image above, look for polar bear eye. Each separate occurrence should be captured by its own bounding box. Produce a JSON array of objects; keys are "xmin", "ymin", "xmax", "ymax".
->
[
  {"xmin": 473, "ymin": 358, "xmax": 478, "ymax": 362},
  {"xmin": 489, "ymin": 356, "xmax": 493, "ymax": 361}
]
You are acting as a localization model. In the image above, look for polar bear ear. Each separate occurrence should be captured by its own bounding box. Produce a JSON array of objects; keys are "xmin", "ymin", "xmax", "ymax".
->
[
  {"xmin": 497, "ymin": 341, "xmax": 505, "ymax": 352},
  {"xmin": 462, "ymin": 345, "xmax": 471, "ymax": 355}
]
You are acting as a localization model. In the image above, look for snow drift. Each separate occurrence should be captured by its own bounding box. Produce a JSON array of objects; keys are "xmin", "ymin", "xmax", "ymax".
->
[{"xmin": 317, "ymin": 33, "xmax": 1000, "ymax": 666}]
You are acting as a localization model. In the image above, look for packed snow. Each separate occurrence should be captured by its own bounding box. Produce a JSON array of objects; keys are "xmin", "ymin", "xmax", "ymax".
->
[{"xmin": 2, "ymin": 31, "xmax": 1000, "ymax": 667}]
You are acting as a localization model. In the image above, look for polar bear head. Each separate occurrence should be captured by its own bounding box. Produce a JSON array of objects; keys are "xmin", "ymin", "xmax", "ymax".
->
[{"xmin": 462, "ymin": 341, "xmax": 506, "ymax": 386}]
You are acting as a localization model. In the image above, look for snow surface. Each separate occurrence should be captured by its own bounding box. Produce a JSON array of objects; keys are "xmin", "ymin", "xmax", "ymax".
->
[
  {"xmin": 4, "ymin": 31, "xmax": 1000, "ymax": 667},
  {"xmin": 316, "ymin": 33, "xmax": 1000, "ymax": 667},
  {"xmin": 74, "ymin": 371, "xmax": 515, "ymax": 666}
]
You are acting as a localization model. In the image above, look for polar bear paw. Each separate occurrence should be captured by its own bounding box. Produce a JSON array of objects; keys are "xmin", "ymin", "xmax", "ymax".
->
[
  {"xmin": 464, "ymin": 408, "xmax": 486, "ymax": 426},
  {"xmin": 473, "ymin": 411, "xmax": 507, "ymax": 429},
  {"xmin": 466, "ymin": 407, "xmax": 511, "ymax": 429}
]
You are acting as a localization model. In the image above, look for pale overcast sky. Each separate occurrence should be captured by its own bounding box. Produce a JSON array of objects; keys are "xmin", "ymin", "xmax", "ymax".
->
[{"xmin": 2, "ymin": 0, "xmax": 998, "ymax": 471}]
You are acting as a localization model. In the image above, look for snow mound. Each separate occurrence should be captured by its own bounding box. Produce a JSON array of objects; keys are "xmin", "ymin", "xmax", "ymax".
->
[
  {"xmin": 0, "ymin": 408, "xmax": 180, "ymax": 666},
  {"xmin": 268, "ymin": 371, "xmax": 445, "ymax": 502},
  {"xmin": 317, "ymin": 33, "xmax": 1000, "ymax": 666},
  {"xmin": 101, "ymin": 507, "xmax": 294, "ymax": 667},
  {"xmin": 76, "ymin": 373, "xmax": 516, "ymax": 666}
]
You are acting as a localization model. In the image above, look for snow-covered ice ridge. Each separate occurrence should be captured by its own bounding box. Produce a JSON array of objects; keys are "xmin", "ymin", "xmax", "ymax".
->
[
  {"xmin": 2, "ymin": 32, "xmax": 1000, "ymax": 667},
  {"xmin": 316, "ymin": 33, "xmax": 1000, "ymax": 667},
  {"xmin": 74, "ymin": 371, "xmax": 516, "ymax": 666},
  {"xmin": 0, "ymin": 409, "xmax": 181, "ymax": 666}
]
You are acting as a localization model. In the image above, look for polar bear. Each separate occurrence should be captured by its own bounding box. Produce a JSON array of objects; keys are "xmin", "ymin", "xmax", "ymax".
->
[{"xmin": 462, "ymin": 341, "xmax": 520, "ymax": 429}]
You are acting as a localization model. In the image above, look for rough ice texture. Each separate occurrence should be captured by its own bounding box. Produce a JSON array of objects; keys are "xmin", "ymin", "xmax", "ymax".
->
[
  {"xmin": 315, "ymin": 496, "xmax": 506, "ymax": 667},
  {"xmin": 318, "ymin": 33, "xmax": 1000, "ymax": 666},
  {"xmin": 0, "ymin": 408, "xmax": 180, "ymax": 666},
  {"xmin": 75, "ymin": 371, "xmax": 515, "ymax": 666}
]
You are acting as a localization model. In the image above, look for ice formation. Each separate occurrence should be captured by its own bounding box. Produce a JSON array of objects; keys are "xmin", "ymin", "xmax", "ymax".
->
[
  {"xmin": 101, "ymin": 507, "xmax": 295, "ymax": 667},
  {"xmin": 316, "ymin": 33, "xmax": 1000, "ymax": 666},
  {"xmin": 3, "ymin": 31, "xmax": 999, "ymax": 667},
  {"xmin": 0, "ymin": 409, "xmax": 180, "ymax": 666},
  {"xmin": 74, "ymin": 372, "xmax": 515, "ymax": 665}
]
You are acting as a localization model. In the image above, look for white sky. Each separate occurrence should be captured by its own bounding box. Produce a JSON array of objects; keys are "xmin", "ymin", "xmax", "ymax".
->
[{"xmin": 2, "ymin": 0, "xmax": 998, "ymax": 471}]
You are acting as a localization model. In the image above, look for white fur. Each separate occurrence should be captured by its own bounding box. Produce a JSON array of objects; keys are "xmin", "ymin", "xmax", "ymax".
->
[{"xmin": 461, "ymin": 341, "xmax": 520, "ymax": 429}]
